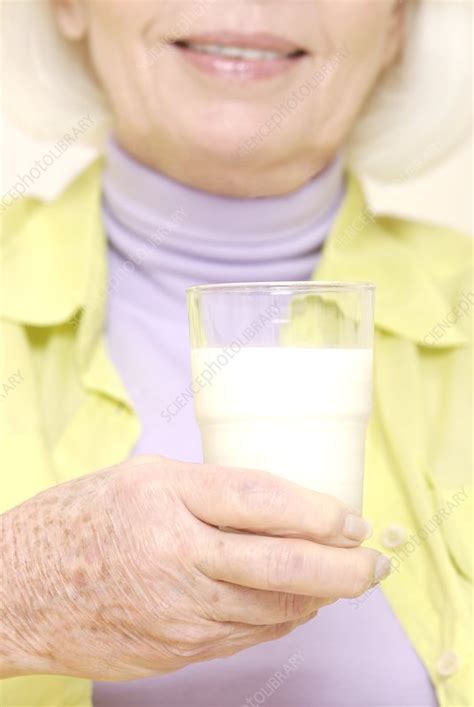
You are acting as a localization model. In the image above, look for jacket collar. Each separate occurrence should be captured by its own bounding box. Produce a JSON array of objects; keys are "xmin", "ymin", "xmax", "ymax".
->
[
  {"xmin": 315, "ymin": 175, "xmax": 467, "ymax": 347},
  {"xmin": 1, "ymin": 163, "xmax": 467, "ymax": 353},
  {"xmin": 0, "ymin": 163, "xmax": 103, "ymax": 327},
  {"xmin": 0, "ymin": 160, "xmax": 133, "ymax": 408}
]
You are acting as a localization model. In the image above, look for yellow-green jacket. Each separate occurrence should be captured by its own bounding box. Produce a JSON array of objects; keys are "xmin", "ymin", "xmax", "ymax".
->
[{"xmin": 0, "ymin": 164, "xmax": 472, "ymax": 707}]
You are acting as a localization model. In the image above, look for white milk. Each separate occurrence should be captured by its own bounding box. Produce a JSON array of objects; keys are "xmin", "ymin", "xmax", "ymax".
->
[{"xmin": 191, "ymin": 347, "xmax": 373, "ymax": 510}]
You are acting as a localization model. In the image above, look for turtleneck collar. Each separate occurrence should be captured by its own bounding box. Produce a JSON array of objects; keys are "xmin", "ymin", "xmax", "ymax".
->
[
  {"xmin": 102, "ymin": 138, "xmax": 345, "ymax": 315},
  {"xmin": 103, "ymin": 138, "xmax": 344, "ymax": 242}
]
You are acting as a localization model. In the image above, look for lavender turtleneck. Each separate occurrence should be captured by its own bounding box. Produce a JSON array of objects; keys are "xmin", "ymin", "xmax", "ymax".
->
[{"xmin": 95, "ymin": 139, "xmax": 437, "ymax": 707}]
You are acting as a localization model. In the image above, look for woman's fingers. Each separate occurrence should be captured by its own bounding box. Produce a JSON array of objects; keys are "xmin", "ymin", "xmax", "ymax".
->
[
  {"xmin": 202, "ymin": 581, "xmax": 333, "ymax": 625},
  {"xmin": 199, "ymin": 527, "xmax": 390, "ymax": 599},
  {"xmin": 208, "ymin": 613, "xmax": 318, "ymax": 663},
  {"xmin": 176, "ymin": 460, "xmax": 372, "ymax": 547}
]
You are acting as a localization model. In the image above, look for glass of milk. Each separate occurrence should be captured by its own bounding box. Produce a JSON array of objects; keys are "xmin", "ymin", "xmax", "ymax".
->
[{"xmin": 187, "ymin": 282, "xmax": 374, "ymax": 510}]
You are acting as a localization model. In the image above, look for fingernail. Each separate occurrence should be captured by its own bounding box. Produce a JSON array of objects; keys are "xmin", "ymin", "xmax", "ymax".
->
[
  {"xmin": 343, "ymin": 514, "xmax": 373, "ymax": 541},
  {"xmin": 374, "ymin": 554, "xmax": 391, "ymax": 583}
]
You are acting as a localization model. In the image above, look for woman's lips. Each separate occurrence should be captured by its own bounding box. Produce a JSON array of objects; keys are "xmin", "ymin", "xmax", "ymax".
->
[{"xmin": 172, "ymin": 32, "xmax": 308, "ymax": 81}]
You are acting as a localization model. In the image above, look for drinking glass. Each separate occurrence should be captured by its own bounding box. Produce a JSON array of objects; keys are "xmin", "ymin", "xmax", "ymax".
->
[{"xmin": 187, "ymin": 282, "xmax": 374, "ymax": 510}]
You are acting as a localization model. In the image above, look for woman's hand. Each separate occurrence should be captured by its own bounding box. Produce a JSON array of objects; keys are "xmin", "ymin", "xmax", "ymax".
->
[{"xmin": 1, "ymin": 456, "xmax": 390, "ymax": 681}]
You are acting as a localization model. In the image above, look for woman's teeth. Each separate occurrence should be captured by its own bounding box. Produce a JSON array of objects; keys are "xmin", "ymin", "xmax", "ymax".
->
[{"xmin": 185, "ymin": 43, "xmax": 292, "ymax": 61}]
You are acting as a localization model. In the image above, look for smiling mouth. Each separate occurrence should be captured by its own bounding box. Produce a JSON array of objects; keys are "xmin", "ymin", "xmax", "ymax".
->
[
  {"xmin": 171, "ymin": 33, "xmax": 308, "ymax": 80},
  {"xmin": 174, "ymin": 41, "xmax": 307, "ymax": 62}
]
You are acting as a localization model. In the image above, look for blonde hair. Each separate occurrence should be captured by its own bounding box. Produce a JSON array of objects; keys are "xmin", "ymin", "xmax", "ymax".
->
[{"xmin": 1, "ymin": 0, "xmax": 472, "ymax": 182}]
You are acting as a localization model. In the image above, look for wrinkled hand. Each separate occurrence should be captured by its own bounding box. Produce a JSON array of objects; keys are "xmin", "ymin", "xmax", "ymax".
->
[{"xmin": 1, "ymin": 455, "xmax": 390, "ymax": 681}]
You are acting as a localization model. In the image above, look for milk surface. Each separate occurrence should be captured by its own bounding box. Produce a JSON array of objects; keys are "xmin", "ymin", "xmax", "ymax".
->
[{"xmin": 191, "ymin": 347, "xmax": 373, "ymax": 509}]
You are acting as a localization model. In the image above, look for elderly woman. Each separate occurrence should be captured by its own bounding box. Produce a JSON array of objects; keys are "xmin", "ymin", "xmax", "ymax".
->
[{"xmin": 0, "ymin": 1, "xmax": 471, "ymax": 706}]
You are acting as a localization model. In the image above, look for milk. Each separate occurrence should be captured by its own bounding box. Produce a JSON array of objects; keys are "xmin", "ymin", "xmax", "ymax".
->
[{"xmin": 191, "ymin": 347, "xmax": 373, "ymax": 510}]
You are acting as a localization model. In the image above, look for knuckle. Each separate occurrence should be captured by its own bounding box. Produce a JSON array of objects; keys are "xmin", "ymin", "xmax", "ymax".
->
[
  {"xmin": 315, "ymin": 508, "xmax": 340, "ymax": 541},
  {"xmin": 267, "ymin": 544, "xmax": 304, "ymax": 591},
  {"xmin": 232, "ymin": 472, "xmax": 274, "ymax": 507},
  {"xmin": 223, "ymin": 467, "xmax": 285, "ymax": 515},
  {"xmin": 112, "ymin": 458, "xmax": 178, "ymax": 513},
  {"xmin": 111, "ymin": 464, "xmax": 145, "ymax": 503},
  {"xmin": 312, "ymin": 495, "xmax": 345, "ymax": 540},
  {"xmin": 166, "ymin": 623, "xmax": 216, "ymax": 660},
  {"xmin": 277, "ymin": 592, "xmax": 313, "ymax": 621}
]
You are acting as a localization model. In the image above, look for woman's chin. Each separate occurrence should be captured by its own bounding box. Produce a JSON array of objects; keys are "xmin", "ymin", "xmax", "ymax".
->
[
  {"xmin": 172, "ymin": 122, "xmax": 302, "ymax": 171},
  {"xmin": 166, "ymin": 149, "xmax": 321, "ymax": 198},
  {"xmin": 117, "ymin": 122, "xmax": 322, "ymax": 197}
]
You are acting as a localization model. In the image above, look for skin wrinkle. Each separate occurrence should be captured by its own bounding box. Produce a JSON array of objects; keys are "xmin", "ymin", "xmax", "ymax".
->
[
  {"xmin": 1, "ymin": 0, "xmax": 404, "ymax": 681},
  {"xmin": 53, "ymin": 0, "xmax": 405, "ymax": 197},
  {"xmin": 1, "ymin": 456, "xmax": 388, "ymax": 679}
]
